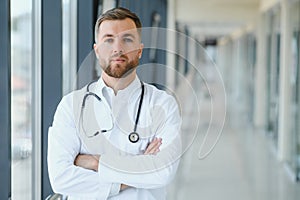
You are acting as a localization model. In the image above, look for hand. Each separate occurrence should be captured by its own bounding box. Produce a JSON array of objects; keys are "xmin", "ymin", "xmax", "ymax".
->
[
  {"xmin": 74, "ymin": 154, "xmax": 100, "ymax": 172},
  {"xmin": 144, "ymin": 138, "xmax": 162, "ymax": 155},
  {"xmin": 120, "ymin": 184, "xmax": 130, "ymax": 191}
]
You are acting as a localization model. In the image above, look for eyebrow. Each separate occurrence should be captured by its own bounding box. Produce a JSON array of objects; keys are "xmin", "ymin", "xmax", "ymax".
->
[
  {"xmin": 102, "ymin": 34, "xmax": 114, "ymax": 39},
  {"xmin": 122, "ymin": 33, "xmax": 135, "ymax": 39},
  {"xmin": 101, "ymin": 33, "xmax": 136, "ymax": 39}
]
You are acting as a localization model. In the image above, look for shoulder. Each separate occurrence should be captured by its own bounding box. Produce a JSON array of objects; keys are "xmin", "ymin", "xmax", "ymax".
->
[
  {"xmin": 144, "ymin": 82, "xmax": 169, "ymax": 97},
  {"xmin": 52, "ymin": 86, "xmax": 87, "ymax": 126},
  {"xmin": 144, "ymin": 83, "xmax": 178, "ymax": 108},
  {"xmin": 54, "ymin": 85, "xmax": 87, "ymax": 118},
  {"xmin": 59, "ymin": 86, "xmax": 86, "ymax": 107},
  {"xmin": 144, "ymin": 83, "xmax": 181, "ymax": 124}
]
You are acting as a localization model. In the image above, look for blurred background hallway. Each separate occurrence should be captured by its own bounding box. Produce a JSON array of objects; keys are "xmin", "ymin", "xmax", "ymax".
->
[{"xmin": 1, "ymin": 0, "xmax": 299, "ymax": 199}]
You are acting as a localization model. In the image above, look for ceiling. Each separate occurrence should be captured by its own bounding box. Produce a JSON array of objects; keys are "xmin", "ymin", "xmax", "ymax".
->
[{"xmin": 175, "ymin": 0, "xmax": 261, "ymax": 38}]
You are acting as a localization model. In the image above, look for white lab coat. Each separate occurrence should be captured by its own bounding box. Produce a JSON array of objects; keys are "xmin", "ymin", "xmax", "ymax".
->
[{"xmin": 48, "ymin": 76, "xmax": 182, "ymax": 200}]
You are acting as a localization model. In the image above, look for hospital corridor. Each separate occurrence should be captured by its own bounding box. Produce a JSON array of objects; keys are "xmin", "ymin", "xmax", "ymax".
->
[
  {"xmin": 1, "ymin": 0, "xmax": 300, "ymax": 199},
  {"xmin": 167, "ymin": 63, "xmax": 300, "ymax": 200}
]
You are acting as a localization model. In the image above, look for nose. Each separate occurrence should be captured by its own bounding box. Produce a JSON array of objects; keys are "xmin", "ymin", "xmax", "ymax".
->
[{"xmin": 112, "ymin": 38, "xmax": 124, "ymax": 55}]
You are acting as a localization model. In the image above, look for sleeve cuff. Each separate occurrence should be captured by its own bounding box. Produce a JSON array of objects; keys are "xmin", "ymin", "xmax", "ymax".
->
[
  {"xmin": 98, "ymin": 157, "xmax": 121, "ymax": 197},
  {"xmin": 108, "ymin": 183, "xmax": 121, "ymax": 197}
]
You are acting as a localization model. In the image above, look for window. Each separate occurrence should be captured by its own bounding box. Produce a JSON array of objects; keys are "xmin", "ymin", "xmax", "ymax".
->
[
  {"xmin": 11, "ymin": 0, "xmax": 33, "ymax": 199},
  {"xmin": 62, "ymin": 0, "xmax": 77, "ymax": 95}
]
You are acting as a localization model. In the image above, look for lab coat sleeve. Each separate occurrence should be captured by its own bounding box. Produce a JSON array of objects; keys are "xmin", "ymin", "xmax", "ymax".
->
[
  {"xmin": 47, "ymin": 94, "xmax": 115, "ymax": 199},
  {"xmin": 98, "ymin": 95, "xmax": 182, "ymax": 189}
]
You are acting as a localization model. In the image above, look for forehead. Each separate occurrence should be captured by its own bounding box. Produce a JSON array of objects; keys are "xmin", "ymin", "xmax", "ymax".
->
[{"xmin": 98, "ymin": 18, "xmax": 139, "ymax": 38}]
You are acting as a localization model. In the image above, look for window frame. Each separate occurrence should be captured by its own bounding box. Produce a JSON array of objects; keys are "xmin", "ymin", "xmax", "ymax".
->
[{"xmin": 32, "ymin": 0, "xmax": 42, "ymax": 198}]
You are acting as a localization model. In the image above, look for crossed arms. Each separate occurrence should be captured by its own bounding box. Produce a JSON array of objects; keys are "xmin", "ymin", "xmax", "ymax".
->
[{"xmin": 74, "ymin": 137, "xmax": 163, "ymax": 191}]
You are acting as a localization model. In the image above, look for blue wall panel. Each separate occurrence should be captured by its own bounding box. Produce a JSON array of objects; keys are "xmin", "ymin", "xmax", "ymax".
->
[
  {"xmin": 42, "ymin": 0, "xmax": 63, "ymax": 198},
  {"xmin": 0, "ymin": 0, "xmax": 11, "ymax": 198},
  {"xmin": 118, "ymin": 0, "xmax": 167, "ymax": 86}
]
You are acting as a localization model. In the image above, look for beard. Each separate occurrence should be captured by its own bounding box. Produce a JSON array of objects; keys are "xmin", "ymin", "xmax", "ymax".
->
[{"xmin": 101, "ymin": 54, "xmax": 140, "ymax": 78}]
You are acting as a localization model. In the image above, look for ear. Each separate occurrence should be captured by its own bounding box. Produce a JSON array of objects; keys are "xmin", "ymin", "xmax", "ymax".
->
[
  {"xmin": 138, "ymin": 43, "xmax": 144, "ymax": 59},
  {"xmin": 94, "ymin": 43, "xmax": 99, "ymax": 59}
]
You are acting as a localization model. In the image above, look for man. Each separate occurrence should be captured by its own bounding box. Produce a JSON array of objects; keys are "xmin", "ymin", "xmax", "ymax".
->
[{"xmin": 48, "ymin": 7, "xmax": 181, "ymax": 200}]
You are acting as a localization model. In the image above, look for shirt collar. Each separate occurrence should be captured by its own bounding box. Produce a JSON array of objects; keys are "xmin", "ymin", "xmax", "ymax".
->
[{"xmin": 94, "ymin": 75, "xmax": 141, "ymax": 98}]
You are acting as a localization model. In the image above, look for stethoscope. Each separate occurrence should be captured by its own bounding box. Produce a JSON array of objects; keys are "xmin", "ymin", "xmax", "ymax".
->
[{"xmin": 80, "ymin": 79, "xmax": 144, "ymax": 143}]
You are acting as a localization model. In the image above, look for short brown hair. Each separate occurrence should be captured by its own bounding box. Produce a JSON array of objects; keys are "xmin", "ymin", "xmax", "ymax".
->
[{"xmin": 94, "ymin": 7, "xmax": 142, "ymax": 43}]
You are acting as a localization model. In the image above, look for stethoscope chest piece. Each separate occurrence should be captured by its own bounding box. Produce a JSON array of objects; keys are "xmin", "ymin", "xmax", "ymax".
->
[{"xmin": 129, "ymin": 132, "xmax": 139, "ymax": 143}]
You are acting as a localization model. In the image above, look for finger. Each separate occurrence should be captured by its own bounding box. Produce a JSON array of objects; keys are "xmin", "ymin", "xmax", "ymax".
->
[
  {"xmin": 147, "ymin": 138, "xmax": 159, "ymax": 149},
  {"xmin": 144, "ymin": 138, "xmax": 159, "ymax": 154},
  {"xmin": 144, "ymin": 138, "xmax": 162, "ymax": 155},
  {"xmin": 150, "ymin": 144, "xmax": 161, "ymax": 155}
]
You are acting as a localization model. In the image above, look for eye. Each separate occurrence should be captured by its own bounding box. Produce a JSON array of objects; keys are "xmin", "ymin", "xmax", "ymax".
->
[
  {"xmin": 123, "ymin": 38, "xmax": 133, "ymax": 43},
  {"xmin": 104, "ymin": 38, "xmax": 114, "ymax": 43}
]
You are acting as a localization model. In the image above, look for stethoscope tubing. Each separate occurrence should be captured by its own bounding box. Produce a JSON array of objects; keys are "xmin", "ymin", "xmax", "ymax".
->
[{"xmin": 80, "ymin": 79, "xmax": 144, "ymax": 143}]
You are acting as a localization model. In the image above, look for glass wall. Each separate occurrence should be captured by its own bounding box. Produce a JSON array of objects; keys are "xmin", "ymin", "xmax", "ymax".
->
[
  {"xmin": 245, "ymin": 33, "xmax": 256, "ymax": 123},
  {"xmin": 266, "ymin": 7, "xmax": 281, "ymax": 148},
  {"xmin": 10, "ymin": 0, "xmax": 33, "ymax": 199},
  {"xmin": 175, "ymin": 24, "xmax": 187, "ymax": 86},
  {"xmin": 62, "ymin": 0, "xmax": 77, "ymax": 95},
  {"xmin": 288, "ymin": 0, "xmax": 300, "ymax": 180}
]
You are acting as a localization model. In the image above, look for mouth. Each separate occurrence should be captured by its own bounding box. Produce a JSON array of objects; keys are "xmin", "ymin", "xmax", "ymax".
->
[{"xmin": 111, "ymin": 57, "xmax": 126, "ymax": 63}]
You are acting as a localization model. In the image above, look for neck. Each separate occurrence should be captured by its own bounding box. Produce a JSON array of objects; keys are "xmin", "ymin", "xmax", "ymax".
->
[{"xmin": 102, "ymin": 70, "xmax": 136, "ymax": 94}]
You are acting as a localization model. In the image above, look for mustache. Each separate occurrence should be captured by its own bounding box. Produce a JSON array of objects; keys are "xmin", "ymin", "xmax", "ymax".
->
[{"xmin": 110, "ymin": 52, "xmax": 128, "ymax": 59}]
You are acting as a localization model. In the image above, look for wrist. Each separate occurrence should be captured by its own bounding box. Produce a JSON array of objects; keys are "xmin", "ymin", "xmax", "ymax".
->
[{"xmin": 93, "ymin": 155, "xmax": 100, "ymax": 171}]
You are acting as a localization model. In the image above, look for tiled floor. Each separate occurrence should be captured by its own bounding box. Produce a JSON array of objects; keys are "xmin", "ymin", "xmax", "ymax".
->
[{"xmin": 167, "ymin": 68, "xmax": 300, "ymax": 200}]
